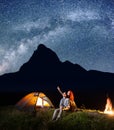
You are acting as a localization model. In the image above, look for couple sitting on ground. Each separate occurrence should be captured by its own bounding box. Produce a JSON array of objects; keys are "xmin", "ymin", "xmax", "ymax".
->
[{"xmin": 52, "ymin": 86, "xmax": 77, "ymax": 121}]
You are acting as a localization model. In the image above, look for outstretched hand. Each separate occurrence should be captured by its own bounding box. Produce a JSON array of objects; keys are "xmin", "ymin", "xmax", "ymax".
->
[
  {"xmin": 57, "ymin": 86, "xmax": 60, "ymax": 91},
  {"xmin": 57, "ymin": 86, "xmax": 63, "ymax": 95}
]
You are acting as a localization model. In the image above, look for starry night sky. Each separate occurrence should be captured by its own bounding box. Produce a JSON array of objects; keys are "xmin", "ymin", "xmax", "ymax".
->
[{"xmin": 0, "ymin": 0, "xmax": 114, "ymax": 75}]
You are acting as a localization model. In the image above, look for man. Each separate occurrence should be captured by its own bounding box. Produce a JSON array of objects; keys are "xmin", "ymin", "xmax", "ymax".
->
[{"xmin": 52, "ymin": 92, "xmax": 70, "ymax": 121}]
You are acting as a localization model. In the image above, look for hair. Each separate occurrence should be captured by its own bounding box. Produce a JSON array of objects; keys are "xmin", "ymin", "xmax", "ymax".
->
[{"xmin": 68, "ymin": 90, "xmax": 74, "ymax": 101}]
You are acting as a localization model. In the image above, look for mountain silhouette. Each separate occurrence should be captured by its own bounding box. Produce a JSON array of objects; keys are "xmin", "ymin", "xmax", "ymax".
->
[{"xmin": 0, "ymin": 44, "xmax": 114, "ymax": 109}]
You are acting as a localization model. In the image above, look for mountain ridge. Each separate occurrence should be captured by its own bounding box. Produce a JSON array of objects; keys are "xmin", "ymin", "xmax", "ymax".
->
[
  {"xmin": 0, "ymin": 44, "xmax": 114, "ymax": 109},
  {"xmin": 0, "ymin": 44, "xmax": 113, "ymax": 91}
]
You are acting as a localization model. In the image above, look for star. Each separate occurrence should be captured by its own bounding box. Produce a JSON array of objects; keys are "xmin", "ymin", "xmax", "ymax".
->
[{"xmin": 0, "ymin": 0, "xmax": 114, "ymax": 75}]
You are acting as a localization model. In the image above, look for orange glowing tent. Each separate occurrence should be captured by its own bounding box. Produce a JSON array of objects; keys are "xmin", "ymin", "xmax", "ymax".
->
[{"xmin": 16, "ymin": 92, "xmax": 54, "ymax": 112}]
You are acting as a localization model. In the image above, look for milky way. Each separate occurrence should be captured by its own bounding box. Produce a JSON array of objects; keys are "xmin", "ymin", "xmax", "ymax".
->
[{"xmin": 0, "ymin": 0, "xmax": 114, "ymax": 75}]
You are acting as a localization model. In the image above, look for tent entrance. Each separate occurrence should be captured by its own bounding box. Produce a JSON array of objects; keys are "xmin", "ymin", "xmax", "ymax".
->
[{"xmin": 36, "ymin": 97, "xmax": 50, "ymax": 107}]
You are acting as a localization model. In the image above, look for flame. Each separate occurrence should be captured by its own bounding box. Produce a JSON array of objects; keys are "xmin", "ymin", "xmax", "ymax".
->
[
  {"xmin": 104, "ymin": 97, "xmax": 114, "ymax": 115},
  {"xmin": 104, "ymin": 110, "xmax": 114, "ymax": 115}
]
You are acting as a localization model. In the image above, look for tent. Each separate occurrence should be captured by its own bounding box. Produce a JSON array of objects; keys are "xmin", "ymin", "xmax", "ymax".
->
[{"xmin": 16, "ymin": 92, "xmax": 54, "ymax": 112}]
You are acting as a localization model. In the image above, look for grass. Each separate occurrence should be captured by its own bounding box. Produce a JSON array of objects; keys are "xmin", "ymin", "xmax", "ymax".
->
[{"xmin": 0, "ymin": 106, "xmax": 114, "ymax": 130}]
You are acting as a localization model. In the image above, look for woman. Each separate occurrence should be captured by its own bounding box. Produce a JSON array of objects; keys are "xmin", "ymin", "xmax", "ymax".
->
[{"xmin": 57, "ymin": 86, "xmax": 77, "ymax": 111}]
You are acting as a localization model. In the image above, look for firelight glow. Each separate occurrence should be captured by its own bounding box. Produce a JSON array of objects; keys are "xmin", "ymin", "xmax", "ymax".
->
[
  {"xmin": 104, "ymin": 110, "xmax": 114, "ymax": 115},
  {"xmin": 104, "ymin": 97, "xmax": 114, "ymax": 115}
]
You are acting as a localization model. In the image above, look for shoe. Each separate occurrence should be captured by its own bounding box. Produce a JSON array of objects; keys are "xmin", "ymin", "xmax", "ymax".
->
[
  {"xmin": 52, "ymin": 117, "xmax": 56, "ymax": 121},
  {"xmin": 56, "ymin": 116, "xmax": 60, "ymax": 121}
]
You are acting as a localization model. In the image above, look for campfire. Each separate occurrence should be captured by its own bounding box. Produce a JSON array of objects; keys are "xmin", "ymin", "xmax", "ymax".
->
[{"xmin": 104, "ymin": 96, "xmax": 114, "ymax": 115}]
